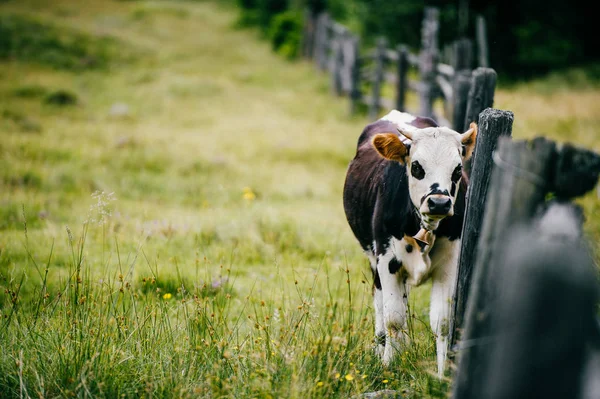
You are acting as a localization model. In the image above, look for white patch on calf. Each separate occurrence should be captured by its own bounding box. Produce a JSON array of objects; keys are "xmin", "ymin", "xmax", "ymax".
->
[
  {"xmin": 380, "ymin": 110, "xmax": 417, "ymax": 132},
  {"xmin": 390, "ymin": 235, "xmax": 433, "ymax": 287}
]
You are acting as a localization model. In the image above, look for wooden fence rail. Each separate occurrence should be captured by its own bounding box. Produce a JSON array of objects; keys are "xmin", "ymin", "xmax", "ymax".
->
[{"xmin": 302, "ymin": 7, "xmax": 490, "ymax": 129}]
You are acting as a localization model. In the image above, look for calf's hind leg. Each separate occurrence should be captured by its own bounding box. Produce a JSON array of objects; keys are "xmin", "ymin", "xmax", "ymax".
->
[{"xmin": 367, "ymin": 250, "xmax": 385, "ymax": 357}]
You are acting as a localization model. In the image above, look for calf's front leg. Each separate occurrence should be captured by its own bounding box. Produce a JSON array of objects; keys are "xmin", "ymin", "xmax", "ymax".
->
[{"xmin": 429, "ymin": 237, "xmax": 460, "ymax": 377}]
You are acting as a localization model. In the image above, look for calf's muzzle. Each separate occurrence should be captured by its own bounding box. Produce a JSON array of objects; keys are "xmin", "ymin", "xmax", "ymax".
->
[{"xmin": 426, "ymin": 195, "xmax": 453, "ymax": 216}]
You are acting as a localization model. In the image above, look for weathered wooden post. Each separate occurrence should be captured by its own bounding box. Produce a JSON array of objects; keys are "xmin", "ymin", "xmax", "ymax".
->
[
  {"xmin": 451, "ymin": 71, "xmax": 472, "ymax": 131},
  {"xmin": 452, "ymin": 38, "xmax": 473, "ymax": 72},
  {"xmin": 475, "ymin": 202, "xmax": 599, "ymax": 399},
  {"xmin": 369, "ymin": 37, "xmax": 387, "ymax": 120},
  {"xmin": 449, "ymin": 108, "xmax": 514, "ymax": 354},
  {"xmin": 463, "ymin": 67, "xmax": 496, "ymax": 131},
  {"xmin": 418, "ymin": 7, "xmax": 440, "ymax": 119},
  {"xmin": 348, "ymin": 36, "xmax": 361, "ymax": 116},
  {"xmin": 451, "ymin": 125, "xmax": 600, "ymax": 398},
  {"xmin": 301, "ymin": 9, "xmax": 316, "ymax": 59},
  {"xmin": 462, "ymin": 68, "xmax": 496, "ymax": 174},
  {"xmin": 476, "ymin": 15, "xmax": 489, "ymax": 68},
  {"xmin": 312, "ymin": 13, "xmax": 322, "ymax": 64},
  {"xmin": 312, "ymin": 13, "xmax": 322, "ymax": 65},
  {"xmin": 451, "ymin": 136, "xmax": 558, "ymax": 399},
  {"xmin": 449, "ymin": 39, "xmax": 474, "ymax": 130},
  {"xmin": 330, "ymin": 33, "xmax": 344, "ymax": 96},
  {"xmin": 315, "ymin": 13, "xmax": 330, "ymax": 71},
  {"xmin": 395, "ymin": 45, "xmax": 409, "ymax": 112}
]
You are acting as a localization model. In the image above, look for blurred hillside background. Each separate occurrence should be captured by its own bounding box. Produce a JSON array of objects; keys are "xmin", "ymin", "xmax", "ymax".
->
[{"xmin": 0, "ymin": 0, "xmax": 598, "ymax": 398}]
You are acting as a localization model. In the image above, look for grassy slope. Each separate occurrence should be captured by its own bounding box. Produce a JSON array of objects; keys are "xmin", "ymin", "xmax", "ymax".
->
[{"xmin": 0, "ymin": 0, "xmax": 598, "ymax": 398}]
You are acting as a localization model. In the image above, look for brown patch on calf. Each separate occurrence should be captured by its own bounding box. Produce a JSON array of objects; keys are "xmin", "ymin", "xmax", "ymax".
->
[
  {"xmin": 372, "ymin": 133, "xmax": 408, "ymax": 163},
  {"xmin": 404, "ymin": 235, "xmax": 427, "ymax": 252}
]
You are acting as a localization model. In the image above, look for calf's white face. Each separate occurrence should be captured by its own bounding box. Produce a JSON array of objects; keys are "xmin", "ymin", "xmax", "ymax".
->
[{"xmin": 372, "ymin": 123, "xmax": 477, "ymax": 229}]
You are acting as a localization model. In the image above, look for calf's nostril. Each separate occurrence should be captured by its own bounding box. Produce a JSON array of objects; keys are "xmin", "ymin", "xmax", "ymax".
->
[{"xmin": 427, "ymin": 197, "xmax": 435, "ymax": 209}]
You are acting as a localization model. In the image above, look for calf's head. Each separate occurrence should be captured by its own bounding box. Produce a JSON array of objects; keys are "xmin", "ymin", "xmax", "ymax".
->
[{"xmin": 372, "ymin": 123, "xmax": 477, "ymax": 230}]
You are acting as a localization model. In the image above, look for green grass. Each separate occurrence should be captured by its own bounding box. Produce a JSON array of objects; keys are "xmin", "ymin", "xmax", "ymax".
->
[{"xmin": 0, "ymin": 0, "xmax": 599, "ymax": 398}]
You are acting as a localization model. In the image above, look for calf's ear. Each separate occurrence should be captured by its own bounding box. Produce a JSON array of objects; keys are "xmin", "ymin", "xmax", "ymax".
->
[
  {"xmin": 372, "ymin": 133, "xmax": 408, "ymax": 163},
  {"xmin": 460, "ymin": 122, "xmax": 478, "ymax": 160}
]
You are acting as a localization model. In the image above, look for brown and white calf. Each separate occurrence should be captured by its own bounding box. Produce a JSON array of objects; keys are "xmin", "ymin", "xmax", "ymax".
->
[{"xmin": 343, "ymin": 110, "xmax": 477, "ymax": 376}]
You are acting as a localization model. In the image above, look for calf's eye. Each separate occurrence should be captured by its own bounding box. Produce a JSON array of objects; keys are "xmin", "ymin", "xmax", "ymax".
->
[
  {"xmin": 451, "ymin": 164, "xmax": 462, "ymax": 183},
  {"xmin": 411, "ymin": 161, "xmax": 425, "ymax": 180}
]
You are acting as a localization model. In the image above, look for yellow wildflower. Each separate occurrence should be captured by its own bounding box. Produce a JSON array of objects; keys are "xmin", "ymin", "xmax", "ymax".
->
[
  {"xmin": 163, "ymin": 293, "xmax": 172, "ymax": 300},
  {"xmin": 242, "ymin": 187, "xmax": 256, "ymax": 201},
  {"xmin": 316, "ymin": 381, "xmax": 324, "ymax": 387},
  {"xmin": 382, "ymin": 379, "xmax": 389, "ymax": 384},
  {"xmin": 345, "ymin": 374, "xmax": 354, "ymax": 381}
]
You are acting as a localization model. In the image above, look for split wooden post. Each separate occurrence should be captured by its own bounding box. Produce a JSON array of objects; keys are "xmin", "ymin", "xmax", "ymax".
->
[
  {"xmin": 395, "ymin": 45, "xmax": 409, "ymax": 112},
  {"xmin": 369, "ymin": 37, "xmax": 387, "ymax": 120},
  {"xmin": 449, "ymin": 108, "xmax": 514, "ymax": 355}
]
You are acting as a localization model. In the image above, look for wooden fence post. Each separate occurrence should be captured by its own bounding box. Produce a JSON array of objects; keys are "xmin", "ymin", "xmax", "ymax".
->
[
  {"xmin": 419, "ymin": 7, "xmax": 440, "ymax": 118},
  {"xmin": 348, "ymin": 36, "xmax": 361, "ymax": 116},
  {"xmin": 315, "ymin": 13, "xmax": 330, "ymax": 71},
  {"xmin": 369, "ymin": 37, "xmax": 387, "ymax": 120},
  {"xmin": 463, "ymin": 67, "xmax": 497, "ymax": 130},
  {"xmin": 395, "ymin": 45, "xmax": 409, "ymax": 112},
  {"xmin": 312, "ymin": 13, "xmax": 323, "ymax": 65},
  {"xmin": 452, "ymin": 38, "xmax": 473, "ymax": 72},
  {"xmin": 451, "ymin": 71, "xmax": 472, "ymax": 131},
  {"xmin": 462, "ymin": 67, "xmax": 497, "ymax": 172},
  {"xmin": 451, "ymin": 128, "xmax": 600, "ymax": 398},
  {"xmin": 476, "ymin": 15, "xmax": 489, "ymax": 68},
  {"xmin": 470, "ymin": 202, "xmax": 598, "ymax": 399},
  {"xmin": 301, "ymin": 9, "xmax": 315, "ymax": 59},
  {"xmin": 449, "ymin": 108, "xmax": 514, "ymax": 355},
  {"xmin": 450, "ymin": 40, "xmax": 475, "ymax": 130},
  {"xmin": 330, "ymin": 33, "xmax": 344, "ymax": 96},
  {"xmin": 451, "ymin": 136, "xmax": 557, "ymax": 399}
]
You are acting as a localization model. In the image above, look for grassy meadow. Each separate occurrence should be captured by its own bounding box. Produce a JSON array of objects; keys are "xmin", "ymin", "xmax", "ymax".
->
[{"xmin": 0, "ymin": 0, "xmax": 599, "ymax": 397}]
